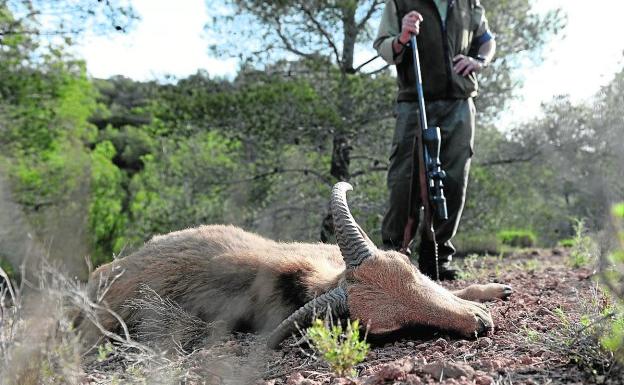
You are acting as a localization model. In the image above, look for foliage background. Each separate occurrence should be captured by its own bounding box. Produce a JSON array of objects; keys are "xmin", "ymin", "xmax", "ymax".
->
[{"xmin": 0, "ymin": 0, "xmax": 622, "ymax": 279}]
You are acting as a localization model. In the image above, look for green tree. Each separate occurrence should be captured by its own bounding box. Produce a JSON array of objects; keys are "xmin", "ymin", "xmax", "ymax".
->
[
  {"xmin": 460, "ymin": 63, "xmax": 624, "ymax": 246},
  {"xmin": 1, "ymin": 0, "xmax": 136, "ymax": 40},
  {"xmin": 89, "ymin": 141, "xmax": 127, "ymax": 265},
  {"xmin": 476, "ymin": 0, "xmax": 564, "ymax": 122},
  {"xmin": 124, "ymin": 131, "xmax": 244, "ymax": 247},
  {"xmin": 0, "ymin": 1, "xmax": 136, "ymax": 272},
  {"xmin": 0, "ymin": 57, "xmax": 100, "ymax": 275},
  {"xmin": 210, "ymin": 0, "xmax": 564, "ymax": 241},
  {"xmin": 211, "ymin": 1, "xmax": 395, "ymax": 239}
]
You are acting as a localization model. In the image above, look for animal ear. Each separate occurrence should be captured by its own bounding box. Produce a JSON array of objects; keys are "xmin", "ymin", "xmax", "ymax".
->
[
  {"xmin": 331, "ymin": 182, "xmax": 377, "ymax": 269},
  {"xmin": 267, "ymin": 287, "xmax": 349, "ymax": 349}
]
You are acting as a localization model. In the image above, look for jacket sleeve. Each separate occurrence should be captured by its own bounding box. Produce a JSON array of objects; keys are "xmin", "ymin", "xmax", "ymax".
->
[
  {"xmin": 472, "ymin": 0, "xmax": 494, "ymax": 46},
  {"xmin": 373, "ymin": 0, "xmax": 407, "ymax": 65}
]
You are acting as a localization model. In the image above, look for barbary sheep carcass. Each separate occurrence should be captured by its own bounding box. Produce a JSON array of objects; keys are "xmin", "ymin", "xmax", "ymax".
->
[{"xmin": 79, "ymin": 182, "xmax": 512, "ymax": 348}]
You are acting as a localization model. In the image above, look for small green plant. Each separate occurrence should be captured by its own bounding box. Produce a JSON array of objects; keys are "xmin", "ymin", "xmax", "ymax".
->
[
  {"xmin": 97, "ymin": 342, "xmax": 115, "ymax": 362},
  {"xmin": 125, "ymin": 365, "xmax": 146, "ymax": 381},
  {"xmin": 306, "ymin": 318, "xmax": 369, "ymax": 377},
  {"xmin": 568, "ymin": 219, "xmax": 597, "ymax": 268},
  {"xmin": 553, "ymin": 307, "xmax": 570, "ymax": 328},
  {"xmin": 497, "ymin": 229, "xmax": 537, "ymax": 248},
  {"xmin": 457, "ymin": 253, "xmax": 481, "ymax": 280},
  {"xmin": 611, "ymin": 204, "xmax": 624, "ymax": 267},
  {"xmin": 600, "ymin": 203, "xmax": 624, "ymax": 362},
  {"xmin": 521, "ymin": 325, "xmax": 540, "ymax": 343},
  {"xmin": 601, "ymin": 314, "xmax": 624, "ymax": 357},
  {"xmin": 0, "ymin": 257, "xmax": 15, "ymax": 280},
  {"xmin": 524, "ymin": 258, "xmax": 539, "ymax": 272}
]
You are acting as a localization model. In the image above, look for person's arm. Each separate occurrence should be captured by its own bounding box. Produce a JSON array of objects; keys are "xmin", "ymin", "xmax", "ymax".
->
[
  {"xmin": 476, "ymin": 38, "xmax": 496, "ymax": 65},
  {"xmin": 452, "ymin": 2, "xmax": 496, "ymax": 76},
  {"xmin": 373, "ymin": 0, "xmax": 422, "ymax": 65}
]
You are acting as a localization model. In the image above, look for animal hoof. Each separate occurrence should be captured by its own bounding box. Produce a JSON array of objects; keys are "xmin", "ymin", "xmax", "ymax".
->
[
  {"xmin": 501, "ymin": 285, "xmax": 513, "ymax": 300},
  {"xmin": 463, "ymin": 301, "xmax": 494, "ymax": 337},
  {"xmin": 482, "ymin": 283, "xmax": 513, "ymax": 301},
  {"xmin": 476, "ymin": 315, "xmax": 492, "ymax": 335}
]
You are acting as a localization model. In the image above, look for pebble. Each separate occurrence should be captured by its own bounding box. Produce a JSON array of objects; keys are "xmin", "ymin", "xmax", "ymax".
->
[
  {"xmin": 477, "ymin": 337, "xmax": 492, "ymax": 348},
  {"xmin": 421, "ymin": 361, "xmax": 475, "ymax": 380}
]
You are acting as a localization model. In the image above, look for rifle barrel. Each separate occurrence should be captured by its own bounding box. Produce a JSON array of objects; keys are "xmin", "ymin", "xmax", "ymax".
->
[{"xmin": 410, "ymin": 35, "xmax": 429, "ymax": 139}]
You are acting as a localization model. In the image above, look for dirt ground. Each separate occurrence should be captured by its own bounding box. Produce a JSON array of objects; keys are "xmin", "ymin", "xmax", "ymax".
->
[{"xmin": 85, "ymin": 249, "xmax": 623, "ymax": 385}]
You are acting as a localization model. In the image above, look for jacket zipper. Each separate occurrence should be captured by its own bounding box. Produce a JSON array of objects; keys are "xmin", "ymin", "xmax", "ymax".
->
[
  {"xmin": 443, "ymin": 0, "xmax": 455, "ymax": 96},
  {"xmin": 427, "ymin": 0, "xmax": 455, "ymax": 97}
]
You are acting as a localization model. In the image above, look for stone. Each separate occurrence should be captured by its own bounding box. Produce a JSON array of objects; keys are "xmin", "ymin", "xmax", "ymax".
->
[{"xmin": 421, "ymin": 361, "xmax": 475, "ymax": 380}]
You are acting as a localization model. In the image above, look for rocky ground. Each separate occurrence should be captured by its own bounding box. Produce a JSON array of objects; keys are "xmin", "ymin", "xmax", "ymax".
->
[{"xmin": 84, "ymin": 249, "xmax": 623, "ymax": 385}]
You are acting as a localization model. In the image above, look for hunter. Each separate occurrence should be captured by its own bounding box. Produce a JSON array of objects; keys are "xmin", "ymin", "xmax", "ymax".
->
[{"xmin": 374, "ymin": 0, "xmax": 496, "ymax": 280}]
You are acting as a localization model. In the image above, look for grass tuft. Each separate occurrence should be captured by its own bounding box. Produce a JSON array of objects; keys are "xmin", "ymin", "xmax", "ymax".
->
[{"xmin": 305, "ymin": 318, "xmax": 369, "ymax": 377}]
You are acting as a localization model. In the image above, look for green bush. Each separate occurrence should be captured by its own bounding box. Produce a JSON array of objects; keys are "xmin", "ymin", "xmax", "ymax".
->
[
  {"xmin": 497, "ymin": 229, "xmax": 537, "ymax": 248},
  {"xmin": 0, "ymin": 257, "xmax": 15, "ymax": 280},
  {"xmin": 306, "ymin": 318, "xmax": 369, "ymax": 377},
  {"xmin": 88, "ymin": 140, "xmax": 128, "ymax": 266},
  {"xmin": 567, "ymin": 219, "xmax": 597, "ymax": 268},
  {"xmin": 558, "ymin": 238, "xmax": 576, "ymax": 248},
  {"xmin": 454, "ymin": 233, "xmax": 501, "ymax": 256},
  {"xmin": 601, "ymin": 203, "xmax": 624, "ymax": 361}
]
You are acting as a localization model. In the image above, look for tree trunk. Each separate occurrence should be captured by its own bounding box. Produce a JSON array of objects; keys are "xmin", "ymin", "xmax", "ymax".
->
[
  {"xmin": 341, "ymin": 3, "xmax": 357, "ymax": 73},
  {"xmin": 320, "ymin": 132, "xmax": 352, "ymax": 243},
  {"xmin": 321, "ymin": 2, "xmax": 359, "ymax": 242}
]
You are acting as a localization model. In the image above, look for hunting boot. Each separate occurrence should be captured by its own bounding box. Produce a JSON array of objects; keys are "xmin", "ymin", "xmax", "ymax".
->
[{"xmin": 418, "ymin": 238, "xmax": 461, "ymax": 281}]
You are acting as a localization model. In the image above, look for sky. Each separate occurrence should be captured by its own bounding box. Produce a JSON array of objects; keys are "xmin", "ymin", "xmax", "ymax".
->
[
  {"xmin": 75, "ymin": 0, "xmax": 624, "ymax": 125},
  {"xmin": 77, "ymin": 0, "xmax": 237, "ymax": 80},
  {"xmin": 508, "ymin": 0, "xmax": 624, "ymax": 124}
]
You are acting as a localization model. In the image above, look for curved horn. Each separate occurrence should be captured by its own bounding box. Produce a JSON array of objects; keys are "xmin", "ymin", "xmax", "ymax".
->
[
  {"xmin": 267, "ymin": 287, "xmax": 349, "ymax": 349},
  {"xmin": 331, "ymin": 182, "xmax": 376, "ymax": 269}
]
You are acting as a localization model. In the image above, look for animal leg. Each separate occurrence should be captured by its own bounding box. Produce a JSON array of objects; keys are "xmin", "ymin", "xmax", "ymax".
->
[
  {"xmin": 453, "ymin": 283, "xmax": 512, "ymax": 302},
  {"xmin": 413, "ymin": 282, "xmax": 495, "ymax": 338}
]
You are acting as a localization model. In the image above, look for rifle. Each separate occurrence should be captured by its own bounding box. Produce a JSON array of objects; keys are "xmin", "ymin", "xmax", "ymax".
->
[{"xmin": 400, "ymin": 34, "xmax": 449, "ymax": 281}]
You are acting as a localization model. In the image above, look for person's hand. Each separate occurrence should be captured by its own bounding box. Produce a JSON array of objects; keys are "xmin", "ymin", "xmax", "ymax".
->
[
  {"xmin": 399, "ymin": 11, "xmax": 423, "ymax": 44},
  {"xmin": 452, "ymin": 54, "xmax": 483, "ymax": 76}
]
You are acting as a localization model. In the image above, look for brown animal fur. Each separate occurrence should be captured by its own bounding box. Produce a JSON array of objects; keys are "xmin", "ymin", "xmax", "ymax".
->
[
  {"xmin": 80, "ymin": 224, "xmax": 510, "ymax": 346},
  {"xmin": 347, "ymin": 252, "xmax": 495, "ymax": 336}
]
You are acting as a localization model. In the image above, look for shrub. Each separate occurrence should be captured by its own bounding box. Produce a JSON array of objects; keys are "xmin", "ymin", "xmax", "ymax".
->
[
  {"xmin": 548, "ymin": 304, "xmax": 621, "ymax": 376},
  {"xmin": 454, "ymin": 233, "xmax": 501, "ymax": 256},
  {"xmin": 0, "ymin": 258, "xmax": 15, "ymax": 297},
  {"xmin": 456, "ymin": 254, "xmax": 484, "ymax": 280},
  {"xmin": 305, "ymin": 318, "xmax": 369, "ymax": 377},
  {"xmin": 0, "ymin": 257, "xmax": 15, "ymax": 280},
  {"xmin": 497, "ymin": 229, "xmax": 537, "ymax": 248},
  {"xmin": 558, "ymin": 238, "xmax": 576, "ymax": 248},
  {"xmin": 600, "ymin": 203, "xmax": 624, "ymax": 362},
  {"xmin": 567, "ymin": 219, "xmax": 598, "ymax": 268}
]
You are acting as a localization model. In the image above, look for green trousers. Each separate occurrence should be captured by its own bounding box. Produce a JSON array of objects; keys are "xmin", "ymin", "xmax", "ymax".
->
[{"xmin": 381, "ymin": 98, "xmax": 475, "ymax": 267}]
